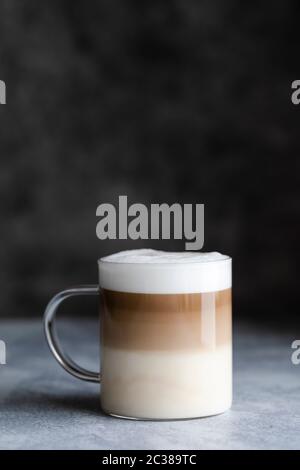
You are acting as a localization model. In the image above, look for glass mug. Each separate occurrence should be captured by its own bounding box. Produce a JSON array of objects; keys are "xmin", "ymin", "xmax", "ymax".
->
[{"xmin": 44, "ymin": 249, "xmax": 232, "ymax": 420}]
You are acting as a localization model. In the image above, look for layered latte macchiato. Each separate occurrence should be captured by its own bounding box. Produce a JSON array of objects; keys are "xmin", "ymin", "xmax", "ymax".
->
[{"xmin": 99, "ymin": 249, "xmax": 232, "ymax": 420}]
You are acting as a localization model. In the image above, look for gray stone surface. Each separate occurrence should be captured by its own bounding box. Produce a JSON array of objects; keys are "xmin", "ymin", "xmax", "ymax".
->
[{"xmin": 0, "ymin": 319, "xmax": 299, "ymax": 450}]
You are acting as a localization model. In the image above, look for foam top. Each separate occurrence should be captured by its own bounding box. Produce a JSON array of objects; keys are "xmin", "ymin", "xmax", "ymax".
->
[{"xmin": 99, "ymin": 249, "xmax": 231, "ymax": 294}]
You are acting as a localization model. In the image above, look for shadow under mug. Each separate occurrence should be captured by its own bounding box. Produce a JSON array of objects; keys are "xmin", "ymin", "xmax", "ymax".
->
[{"xmin": 44, "ymin": 254, "xmax": 232, "ymax": 420}]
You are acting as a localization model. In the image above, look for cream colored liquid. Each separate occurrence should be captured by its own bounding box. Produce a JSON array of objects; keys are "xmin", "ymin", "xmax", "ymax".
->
[{"xmin": 100, "ymin": 289, "xmax": 232, "ymax": 419}]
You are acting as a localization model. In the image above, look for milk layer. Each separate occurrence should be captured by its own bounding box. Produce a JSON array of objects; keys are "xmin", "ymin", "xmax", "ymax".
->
[{"xmin": 101, "ymin": 344, "xmax": 232, "ymax": 419}]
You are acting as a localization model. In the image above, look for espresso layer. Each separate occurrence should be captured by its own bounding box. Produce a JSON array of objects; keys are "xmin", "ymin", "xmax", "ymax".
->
[{"xmin": 100, "ymin": 289, "xmax": 231, "ymax": 351}]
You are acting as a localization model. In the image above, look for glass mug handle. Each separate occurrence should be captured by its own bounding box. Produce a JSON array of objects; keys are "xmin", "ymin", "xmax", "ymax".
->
[{"xmin": 43, "ymin": 285, "xmax": 100, "ymax": 383}]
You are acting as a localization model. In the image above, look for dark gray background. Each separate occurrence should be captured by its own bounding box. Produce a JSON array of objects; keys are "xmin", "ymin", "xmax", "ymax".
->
[{"xmin": 0, "ymin": 1, "xmax": 299, "ymax": 325}]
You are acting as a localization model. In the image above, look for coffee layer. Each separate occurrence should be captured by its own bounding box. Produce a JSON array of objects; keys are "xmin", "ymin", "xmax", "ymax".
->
[{"xmin": 101, "ymin": 288, "xmax": 231, "ymax": 351}]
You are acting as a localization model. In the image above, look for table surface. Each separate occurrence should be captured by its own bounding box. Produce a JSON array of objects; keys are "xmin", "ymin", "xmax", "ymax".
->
[{"xmin": 0, "ymin": 319, "xmax": 299, "ymax": 450}]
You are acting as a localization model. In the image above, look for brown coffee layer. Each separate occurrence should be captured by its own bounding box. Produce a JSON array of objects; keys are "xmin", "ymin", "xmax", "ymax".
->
[{"xmin": 100, "ymin": 289, "xmax": 231, "ymax": 351}]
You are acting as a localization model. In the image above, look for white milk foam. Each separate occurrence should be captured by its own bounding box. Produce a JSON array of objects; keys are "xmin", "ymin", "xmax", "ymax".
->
[{"xmin": 99, "ymin": 249, "xmax": 231, "ymax": 294}]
